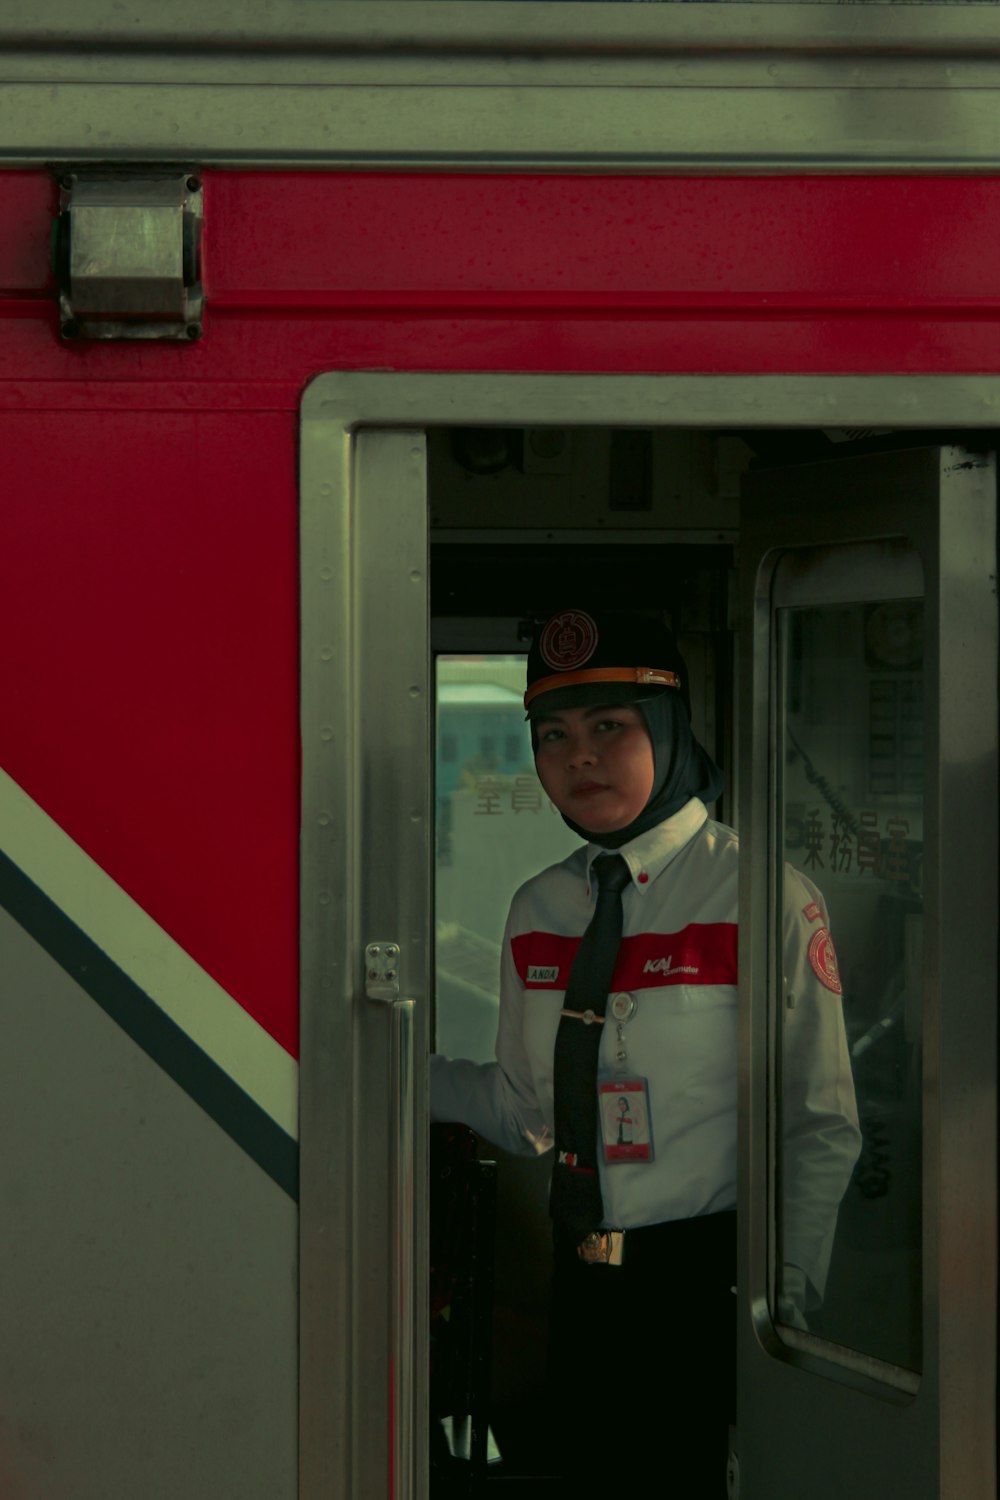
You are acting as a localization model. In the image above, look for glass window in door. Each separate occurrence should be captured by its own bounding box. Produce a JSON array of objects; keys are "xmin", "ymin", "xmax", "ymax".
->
[
  {"xmin": 435, "ymin": 655, "xmax": 578, "ymax": 1062},
  {"xmin": 774, "ymin": 555, "xmax": 924, "ymax": 1384}
]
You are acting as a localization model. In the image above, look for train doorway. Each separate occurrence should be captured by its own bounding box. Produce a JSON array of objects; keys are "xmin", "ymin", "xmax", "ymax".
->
[
  {"xmin": 429, "ymin": 521, "xmax": 733, "ymax": 1488},
  {"xmin": 299, "ymin": 374, "xmax": 997, "ymax": 1500}
]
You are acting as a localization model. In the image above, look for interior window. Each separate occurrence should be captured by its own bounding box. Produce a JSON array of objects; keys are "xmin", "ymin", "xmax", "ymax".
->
[{"xmin": 435, "ymin": 654, "xmax": 578, "ymax": 1063}]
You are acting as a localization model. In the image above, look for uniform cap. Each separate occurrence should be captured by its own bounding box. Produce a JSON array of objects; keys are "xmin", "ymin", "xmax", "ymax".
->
[{"xmin": 524, "ymin": 607, "xmax": 686, "ymax": 715}]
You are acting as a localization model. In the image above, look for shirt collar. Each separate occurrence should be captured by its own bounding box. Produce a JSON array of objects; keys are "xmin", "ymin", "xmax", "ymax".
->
[{"xmin": 584, "ymin": 797, "xmax": 708, "ymax": 896}]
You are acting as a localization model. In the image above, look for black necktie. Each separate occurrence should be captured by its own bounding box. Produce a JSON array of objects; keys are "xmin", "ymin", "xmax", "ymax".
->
[{"xmin": 550, "ymin": 853, "xmax": 632, "ymax": 1244}]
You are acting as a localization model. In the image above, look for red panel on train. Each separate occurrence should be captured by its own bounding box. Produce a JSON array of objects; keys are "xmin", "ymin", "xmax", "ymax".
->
[{"xmin": 0, "ymin": 407, "xmax": 300, "ymax": 1055}]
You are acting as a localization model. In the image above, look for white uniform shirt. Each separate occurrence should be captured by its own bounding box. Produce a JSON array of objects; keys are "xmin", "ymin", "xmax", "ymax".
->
[{"xmin": 431, "ymin": 797, "xmax": 861, "ymax": 1299}]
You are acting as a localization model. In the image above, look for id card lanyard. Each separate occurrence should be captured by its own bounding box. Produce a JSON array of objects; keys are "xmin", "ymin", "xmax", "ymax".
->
[{"xmin": 599, "ymin": 991, "xmax": 654, "ymax": 1164}]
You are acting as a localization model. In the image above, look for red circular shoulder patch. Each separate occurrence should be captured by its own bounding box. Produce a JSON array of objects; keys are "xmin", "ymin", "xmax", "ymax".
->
[
  {"xmin": 808, "ymin": 927, "xmax": 843, "ymax": 995},
  {"xmin": 539, "ymin": 609, "xmax": 599, "ymax": 671}
]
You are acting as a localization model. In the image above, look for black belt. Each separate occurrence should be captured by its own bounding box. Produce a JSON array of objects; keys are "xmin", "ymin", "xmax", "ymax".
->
[{"xmin": 565, "ymin": 1209, "xmax": 737, "ymax": 1269}]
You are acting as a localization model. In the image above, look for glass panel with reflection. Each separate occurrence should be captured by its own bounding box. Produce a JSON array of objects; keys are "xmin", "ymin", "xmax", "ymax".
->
[
  {"xmin": 776, "ymin": 597, "xmax": 923, "ymax": 1375},
  {"xmin": 435, "ymin": 655, "xmax": 578, "ymax": 1062}
]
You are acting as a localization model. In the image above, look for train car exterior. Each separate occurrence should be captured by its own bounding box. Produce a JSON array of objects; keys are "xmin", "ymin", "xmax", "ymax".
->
[{"xmin": 0, "ymin": 4, "xmax": 996, "ymax": 1498}]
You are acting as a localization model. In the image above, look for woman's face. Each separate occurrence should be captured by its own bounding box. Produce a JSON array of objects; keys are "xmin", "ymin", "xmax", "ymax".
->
[{"xmin": 533, "ymin": 703, "xmax": 655, "ymax": 834}]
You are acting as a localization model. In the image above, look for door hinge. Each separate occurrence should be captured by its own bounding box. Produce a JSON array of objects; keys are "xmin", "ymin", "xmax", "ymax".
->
[
  {"xmin": 52, "ymin": 169, "xmax": 204, "ymax": 341},
  {"xmin": 365, "ymin": 942, "xmax": 401, "ymax": 1002}
]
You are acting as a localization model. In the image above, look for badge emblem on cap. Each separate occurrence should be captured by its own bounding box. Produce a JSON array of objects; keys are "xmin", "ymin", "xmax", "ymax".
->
[{"xmin": 539, "ymin": 609, "xmax": 599, "ymax": 671}]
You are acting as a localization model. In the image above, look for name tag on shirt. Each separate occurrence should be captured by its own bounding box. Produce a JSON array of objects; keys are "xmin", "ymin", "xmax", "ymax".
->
[{"xmin": 599, "ymin": 1078, "xmax": 654, "ymax": 1163}]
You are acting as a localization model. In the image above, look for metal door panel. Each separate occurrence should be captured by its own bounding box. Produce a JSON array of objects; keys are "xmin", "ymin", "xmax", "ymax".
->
[{"xmin": 737, "ymin": 445, "xmax": 997, "ymax": 1499}]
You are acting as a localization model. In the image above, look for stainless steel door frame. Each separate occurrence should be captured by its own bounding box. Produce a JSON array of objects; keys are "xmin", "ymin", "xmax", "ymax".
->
[
  {"xmin": 299, "ymin": 419, "xmax": 430, "ymax": 1500},
  {"xmin": 299, "ymin": 375, "xmax": 998, "ymax": 1500}
]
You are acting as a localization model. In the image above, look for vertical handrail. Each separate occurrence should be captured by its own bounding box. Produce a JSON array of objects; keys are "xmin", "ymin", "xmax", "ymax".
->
[{"xmin": 390, "ymin": 998, "xmax": 416, "ymax": 1500}]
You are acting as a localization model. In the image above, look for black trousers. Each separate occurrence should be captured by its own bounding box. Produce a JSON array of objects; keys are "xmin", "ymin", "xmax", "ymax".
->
[{"xmin": 548, "ymin": 1209, "xmax": 736, "ymax": 1499}]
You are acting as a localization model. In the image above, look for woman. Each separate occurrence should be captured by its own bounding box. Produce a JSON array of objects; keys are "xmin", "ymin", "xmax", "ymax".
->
[{"xmin": 431, "ymin": 606, "xmax": 860, "ymax": 1496}]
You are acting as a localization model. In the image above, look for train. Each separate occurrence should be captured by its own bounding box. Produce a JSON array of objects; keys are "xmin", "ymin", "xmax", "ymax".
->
[{"xmin": 0, "ymin": 4, "xmax": 996, "ymax": 1498}]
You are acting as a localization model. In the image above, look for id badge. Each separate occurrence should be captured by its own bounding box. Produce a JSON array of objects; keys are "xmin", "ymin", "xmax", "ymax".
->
[{"xmin": 599, "ymin": 1077, "xmax": 654, "ymax": 1163}]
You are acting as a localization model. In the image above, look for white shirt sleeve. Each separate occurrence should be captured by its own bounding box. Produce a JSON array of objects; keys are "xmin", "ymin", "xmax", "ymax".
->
[
  {"xmin": 779, "ymin": 869, "xmax": 862, "ymax": 1304},
  {"xmin": 430, "ymin": 895, "xmax": 554, "ymax": 1159}
]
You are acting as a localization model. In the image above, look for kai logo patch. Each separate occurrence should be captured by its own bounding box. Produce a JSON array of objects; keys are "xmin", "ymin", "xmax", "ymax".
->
[
  {"xmin": 527, "ymin": 965, "xmax": 560, "ymax": 983},
  {"xmin": 642, "ymin": 956, "xmax": 699, "ymax": 977}
]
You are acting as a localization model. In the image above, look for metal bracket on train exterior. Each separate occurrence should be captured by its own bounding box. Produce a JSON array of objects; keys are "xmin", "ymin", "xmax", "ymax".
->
[
  {"xmin": 365, "ymin": 942, "xmax": 402, "ymax": 1003},
  {"xmin": 51, "ymin": 170, "xmax": 204, "ymax": 341}
]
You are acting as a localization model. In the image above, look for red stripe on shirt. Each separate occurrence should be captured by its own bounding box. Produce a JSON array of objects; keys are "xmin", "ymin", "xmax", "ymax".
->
[{"xmin": 511, "ymin": 924, "xmax": 738, "ymax": 990}]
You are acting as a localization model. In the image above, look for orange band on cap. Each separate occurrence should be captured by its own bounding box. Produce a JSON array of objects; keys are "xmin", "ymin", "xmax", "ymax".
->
[{"xmin": 524, "ymin": 666, "xmax": 681, "ymax": 709}]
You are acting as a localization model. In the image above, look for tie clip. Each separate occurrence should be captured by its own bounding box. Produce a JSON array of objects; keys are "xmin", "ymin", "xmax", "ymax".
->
[{"xmin": 560, "ymin": 1008, "xmax": 604, "ymax": 1025}]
